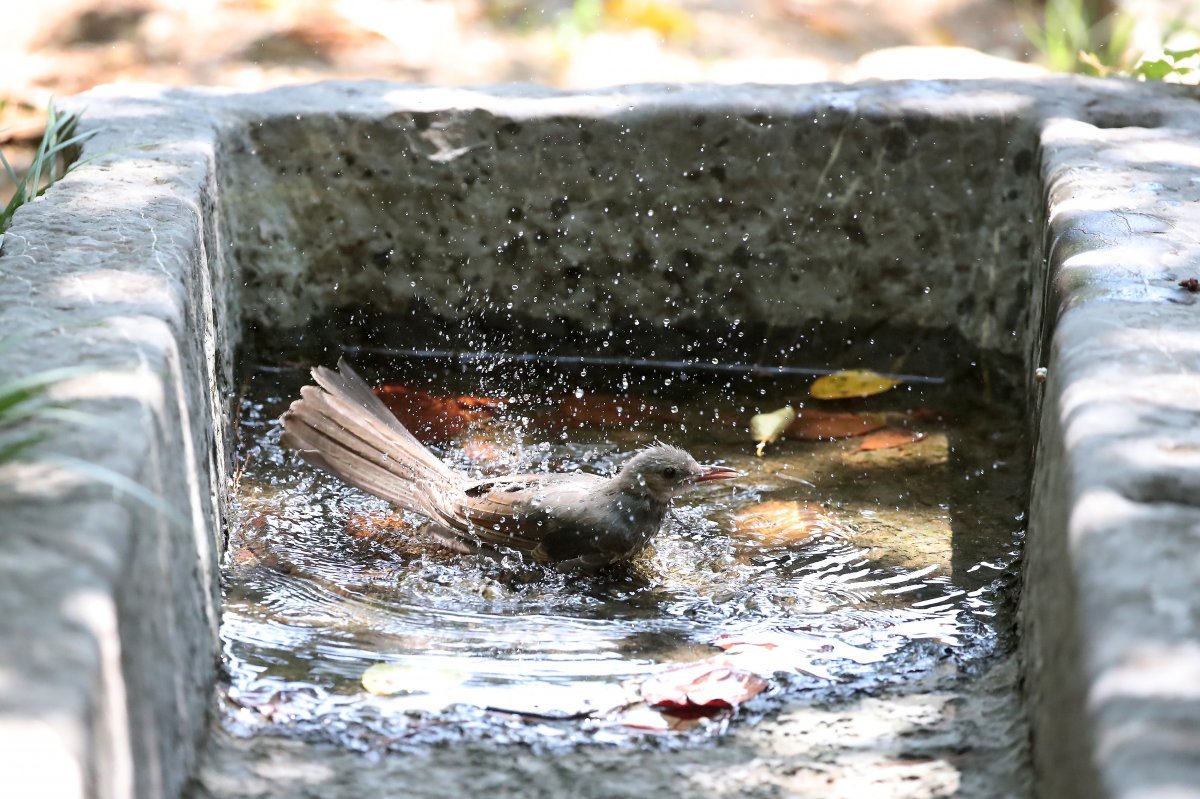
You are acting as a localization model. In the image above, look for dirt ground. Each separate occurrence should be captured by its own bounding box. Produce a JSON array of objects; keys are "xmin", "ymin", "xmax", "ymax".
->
[{"xmin": 1, "ymin": 0, "xmax": 1044, "ymax": 176}]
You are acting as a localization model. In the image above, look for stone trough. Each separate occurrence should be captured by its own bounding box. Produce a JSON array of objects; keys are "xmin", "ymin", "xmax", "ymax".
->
[{"xmin": 2, "ymin": 78, "xmax": 1200, "ymax": 798}]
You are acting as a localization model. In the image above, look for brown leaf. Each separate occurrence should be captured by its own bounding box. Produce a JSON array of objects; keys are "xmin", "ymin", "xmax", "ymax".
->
[
  {"xmin": 345, "ymin": 511, "xmax": 415, "ymax": 539},
  {"xmin": 532, "ymin": 394, "xmax": 679, "ymax": 433},
  {"xmin": 640, "ymin": 655, "xmax": 768, "ymax": 714},
  {"xmin": 859, "ymin": 427, "xmax": 925, "ymax": 451},
  {"xmin": 731, "ymin": 501, "xmax": 840, "ymax": 546},
  {"xmin": 374, "ymin": 385, "xmax": 505, "ymax": 443},
  {"xmin": 785, "ymin": 409, "xmax": 887, "ymax": 441}
]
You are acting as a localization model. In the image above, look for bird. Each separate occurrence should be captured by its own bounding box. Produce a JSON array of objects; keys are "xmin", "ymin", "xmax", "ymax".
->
[{"xmin": 279, "ymin": 359, "xmax": 740, "ymax": 569}]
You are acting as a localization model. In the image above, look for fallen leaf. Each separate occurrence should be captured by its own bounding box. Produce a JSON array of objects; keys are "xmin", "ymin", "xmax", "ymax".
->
[
  {"xmin": 731, "ymin": 500, "xmax": 842, "ymax": 546},
  {"xmin": 458, "ymin": 436, "xmax": 526, "ymax": 474},
  {"xmin": 785, "ymin": 409, "xmax": 887, "ymax": 440},
  {"xmin": 231, "ymin": 546, "xmax": 260, "ymax": 566},
  {"xmin": 859, "ymin": 428, "xmax": 925, "ymax": 451},
  {"xmin": 532, "ymin": 393, "xmax": 679, "ymax": 432},
  {"xmin": 640, "ymin": 655, "xmax": 768, "ymax": 713},
  {"xmin": 345, "ymin": 511, "xmax": 414, "ymax": 539},
  {"xmin": 375, "ymin": 385, "xmax": 505, "ymax": 443},
  {"xmin": 361, "ymin": 663, "xmax": 411, "ymax": 695},
  {"xmin": 361, "ymin": 662, "xmax": 467, "ymax": 696},
  {"xmin": 611, "ymin": 703, "xmax": 717, "ymax": 731},
  {"xmin": 810, "ymin": 370, "xmax": 902, "ymax": 400},
  {"xmin": 750, "ymin": 405, "xmax": 796, "ymax": 456},
  {"xmin": 714, "ymin": 630, "xmax": 885, "ymax": 680}
]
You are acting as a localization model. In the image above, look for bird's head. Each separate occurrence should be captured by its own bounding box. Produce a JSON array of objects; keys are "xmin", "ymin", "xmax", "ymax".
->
[{"xmin": 615, "ymin": 444, "xmax": 740, "ymax": 502}]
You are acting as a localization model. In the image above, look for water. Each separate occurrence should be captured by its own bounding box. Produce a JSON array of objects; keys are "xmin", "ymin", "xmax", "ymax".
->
[{"xmin": 219, "ymin": 356, "xmax": 1026, "ymax": 752}]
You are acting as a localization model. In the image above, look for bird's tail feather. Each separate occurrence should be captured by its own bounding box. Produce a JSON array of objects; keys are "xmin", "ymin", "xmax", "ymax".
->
[{"xmin": 280, "ymin": 358, "xmax": 468, "ymax": 530}]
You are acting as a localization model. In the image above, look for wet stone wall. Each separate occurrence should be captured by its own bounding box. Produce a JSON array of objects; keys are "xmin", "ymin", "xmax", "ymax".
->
[{"xmin": 220, "ymin": 88, "xmax": 1042, "ymax": 368}]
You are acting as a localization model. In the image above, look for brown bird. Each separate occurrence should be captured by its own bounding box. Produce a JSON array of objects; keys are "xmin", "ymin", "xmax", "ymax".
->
[{"xmin": 280, "ymin": 359, "xmax": 740, "ymax": 569}]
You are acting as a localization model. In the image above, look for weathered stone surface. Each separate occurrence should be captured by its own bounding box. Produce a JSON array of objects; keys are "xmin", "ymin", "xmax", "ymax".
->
[
  {"xmin": 1024, "ymin": 116, "xmax": 1200, "ymax": 799},
  {"xmin": 4, "ymin": 77, "xmax": 1200, "ymax": 799},
  {"xmin": 219, "ymin": 81, "xmax": 1046, "ymax": 362},
  {"xmin": 0, "ymin": 95, "xmax": 234, "ymax": 799}
]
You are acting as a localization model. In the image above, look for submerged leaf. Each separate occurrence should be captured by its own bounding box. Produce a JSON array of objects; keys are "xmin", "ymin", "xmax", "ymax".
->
[
  {"xmin": 715, "ymin": 629, "xmax": 885, "ymax": 680},
  {"xmin": 345, "ymin": 511, "xmax": 415, "ymax": 539},
  {"xmin": 859, "ymin": 428, "xmax": 925, "ymax": 451},
  {"xmin": 810, "ymin": 370, "xmax": 902, "ymax": 400},
  {"xmin": 532, "ymin": 393, "xmax": 678, "ymax": 432},
  {"xmin": 361, "ymin": 663, "xmax": 411, "ymax": 695},
  {"xmin": 361, "ymin": 662, "xmax": 466, "ymax": 696},
  {"xmin": 785, "ymin": 409, "xmax": 887, "ymax": 440},
  {"xmin": 731, "ymin": 500, "xmax": 841, "ymax": 546},
  {"xmin": 374, "ymin": 385, "xmax": 505, "ymax": 443},
  {"xmin": 640, "ymin": 655, "xmax": 768, "ymax": 713},
  {"xmin": 611, "ymin": 703, "xmax": 716, "ymax": 731},
  {"xmin": 750, "ymin": 405, "xmax": 796, "ymax": 456}
]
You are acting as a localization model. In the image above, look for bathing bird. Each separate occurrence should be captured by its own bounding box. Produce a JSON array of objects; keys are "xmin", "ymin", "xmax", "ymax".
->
[{"xmin": 280, "ymin": 359, "xmax": 740, "ymax": 569}]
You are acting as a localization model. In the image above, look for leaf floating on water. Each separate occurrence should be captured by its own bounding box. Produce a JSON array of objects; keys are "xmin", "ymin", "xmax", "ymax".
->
[
  {"xmin": 859, "ymin": 428, "xmax": 925, "ymax": 451},
  {"xmin": 810, "ymin": 370, "xmax": 902, "ymax": 400},
  {"xmin": 731, "ymin": 500, "xmax": 840, "ymax": 546},
  {"xmin": 750, "ymin": 405, "xmax": 796, "ymax": 456},
  {"xmin": 785, "ymin": 409, "xmax": 887, "ymax": 441},
  {"xmin": 640, "ymin": 655, "xmax": 768, "ymax": 713}
]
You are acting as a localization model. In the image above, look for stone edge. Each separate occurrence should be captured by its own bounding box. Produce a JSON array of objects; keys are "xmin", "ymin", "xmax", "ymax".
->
[
  {"xmin": 0, "ymin": 93, "xmax": 233, "ymax": 798},
  {"xmin": 1025, "ymin": 99, "xmax": 1200, "ymax": 798},
  {"xmin": 2, "ymin": 77, "xmax": 1200, "ymax": 799}
]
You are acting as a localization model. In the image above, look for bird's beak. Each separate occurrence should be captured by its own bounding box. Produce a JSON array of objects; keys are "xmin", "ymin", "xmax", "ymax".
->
[{"xmin": 692, "ymin": 464, "xmax": 742, "ymax": 483}]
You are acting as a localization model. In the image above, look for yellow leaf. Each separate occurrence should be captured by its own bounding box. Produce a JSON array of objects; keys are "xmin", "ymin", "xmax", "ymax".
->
[
  {"xmin": 362, "ymin": 663, "xmax": 410, "ymax": 695},
  {"xmin": 361, "ymin": 662, "xmax": 466, "ymax": 696},
  {"xmin": 810, "ymin": 370, "xmax": 902, "ymax": 400},
  {"xmin": 750, "ymin": 405, "xmax": 795, "ymax": 456}
]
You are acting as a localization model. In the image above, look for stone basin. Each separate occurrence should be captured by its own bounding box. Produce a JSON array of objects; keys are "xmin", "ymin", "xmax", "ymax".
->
[{"xmin": 3, "ymin": 78, "xmax": 1200, "ymax": 799}]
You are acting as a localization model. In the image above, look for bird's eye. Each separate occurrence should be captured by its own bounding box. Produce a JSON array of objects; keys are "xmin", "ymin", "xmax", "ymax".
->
[{"xmin": 662, "ymin": 467, "xmax": 678, "ymax": 479}]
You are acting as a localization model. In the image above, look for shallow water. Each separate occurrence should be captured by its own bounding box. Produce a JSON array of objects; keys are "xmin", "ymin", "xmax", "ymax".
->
[{"xmin": 220, "ymin": 356, "xmax": 1026, "ymax": 751}]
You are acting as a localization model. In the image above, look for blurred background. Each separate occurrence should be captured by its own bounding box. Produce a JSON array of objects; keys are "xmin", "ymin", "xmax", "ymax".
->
[{"xmin": 1, "ymin": 0, "xmax": 1198, "ymax": 196}]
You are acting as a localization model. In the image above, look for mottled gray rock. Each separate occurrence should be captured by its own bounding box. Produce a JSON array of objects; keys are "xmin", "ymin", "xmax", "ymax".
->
[
  {"xmin": 0, "ymin": 94, "xmax": 234, "ymax": 799},
  {"xmin": 4, "ymin": 77, "xmax": 1200, "ymax": 799}
]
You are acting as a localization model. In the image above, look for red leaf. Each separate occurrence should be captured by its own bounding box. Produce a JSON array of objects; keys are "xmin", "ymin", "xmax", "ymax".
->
[
  {"xmin": 532, "ymin": 394, "xmax": 679, "ymax": 432},
  {"xmin": 784, "ymin": 409, "xmax": 887, "ymax": 441},
  {"xmin": 611, "ymin": 704, "xmax": 717, "ymax": 731},
  {"xmin": 640, "ymin": 655, "xmax": 768, "ymax": 714},
  {"xmin": 374, "ymin": 385, "xmax": 505, "ymax": 443},
  {"xmin": 859, "ymin": 428, "xmax": 925, "ymax": 451},
  {"xmin": 345, "ymin": 511, "xmax": 414, "ymax": 539}
]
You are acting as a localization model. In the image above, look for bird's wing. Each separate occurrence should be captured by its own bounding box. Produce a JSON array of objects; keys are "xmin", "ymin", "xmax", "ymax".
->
[{"xmin": 458, "ymin": 473, "xmax": 605, "ymax": 558}]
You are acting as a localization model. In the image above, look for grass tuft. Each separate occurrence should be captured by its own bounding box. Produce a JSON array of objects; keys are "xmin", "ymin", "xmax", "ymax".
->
[{"xmin": 0, "ymin": 101, "xmax": 96, "ymax": 247}]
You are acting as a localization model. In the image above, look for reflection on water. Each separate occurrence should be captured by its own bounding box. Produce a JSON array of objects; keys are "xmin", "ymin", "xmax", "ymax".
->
[{"xmin": 220, "ymin": 358, "xmax": 1025, "ymax": 750}]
